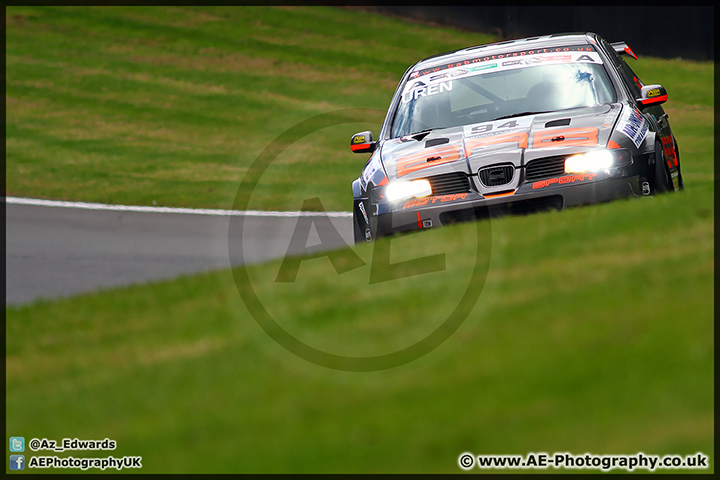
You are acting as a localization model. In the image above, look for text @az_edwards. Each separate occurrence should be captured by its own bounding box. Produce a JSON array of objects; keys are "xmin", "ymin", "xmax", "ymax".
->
[{"xmin": 28, "ymin": 437, "xmax": 116, "ymax": 452}]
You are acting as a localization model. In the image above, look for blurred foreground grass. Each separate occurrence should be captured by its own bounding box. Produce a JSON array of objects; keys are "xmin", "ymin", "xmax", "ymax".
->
[{"xmin": 6, "ymin": 183, "xmax": 713, "ymax": 473}]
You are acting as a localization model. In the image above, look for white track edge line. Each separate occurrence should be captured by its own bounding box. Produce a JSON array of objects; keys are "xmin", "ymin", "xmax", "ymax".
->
[{"xmin": 4, "ymin": 197, "xmax": 353, "ymax": 218}]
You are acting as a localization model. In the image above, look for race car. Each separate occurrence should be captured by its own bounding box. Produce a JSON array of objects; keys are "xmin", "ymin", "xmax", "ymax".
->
[{"xmin": 350, "ymin": 32, "xmax": 682, "ymax": 243}]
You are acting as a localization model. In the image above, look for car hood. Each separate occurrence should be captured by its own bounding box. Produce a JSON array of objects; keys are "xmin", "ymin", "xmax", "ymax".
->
[{"xmin": 379, "ymin": 104, "xmax": 622, "ymax": 182}]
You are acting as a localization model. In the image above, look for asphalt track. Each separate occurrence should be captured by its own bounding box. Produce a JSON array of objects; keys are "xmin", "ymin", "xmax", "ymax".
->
[{"xmin": 5, "ymin": 199, "xmax": 353, "ymax": 306}]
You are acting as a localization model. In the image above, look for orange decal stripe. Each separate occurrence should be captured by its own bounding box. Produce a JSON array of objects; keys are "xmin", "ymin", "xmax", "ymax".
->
[
  {"xmin": 396, "ymin": 145, "xmax": 462, "ymax": 177},
  {"xmin": 640, "ymin": 94, "xmax": 668, "ymax": 105},
  {"xmin": 351, "ymin": 143, "xmax": 372, "ymax": 152},
  {"xmin": 483, "ymin": 190, "xmax": 515, "ymax": 199},
  {"xmin": 465, "ymin": 132, "xmax": 528, "ymax": 157},
  {"xmin": 532, "ymin": 127, "xmax": 599, "ymax": 148}
]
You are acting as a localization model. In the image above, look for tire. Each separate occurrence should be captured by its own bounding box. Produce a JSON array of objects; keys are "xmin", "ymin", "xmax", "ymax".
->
[
  {"xmin": 352, "ymin": 211, "xmax": 365, "ymax": 244},
  {"xmin": 651, "ymin": 140, "xmax": 672, "ymax": 194}
]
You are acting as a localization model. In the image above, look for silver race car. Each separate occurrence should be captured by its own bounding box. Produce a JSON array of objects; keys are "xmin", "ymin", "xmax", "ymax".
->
[{"xmin": 350, "ymin": 32, "xmax": 682, "ymax": 242}]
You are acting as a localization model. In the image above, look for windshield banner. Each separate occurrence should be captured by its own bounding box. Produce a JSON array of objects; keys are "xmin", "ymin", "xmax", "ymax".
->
[{"xmin": 408, "ymin": 45, "xmax": 602, "ymax": 82}]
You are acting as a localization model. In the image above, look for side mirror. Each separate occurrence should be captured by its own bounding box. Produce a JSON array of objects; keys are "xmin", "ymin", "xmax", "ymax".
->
[
  {"xmin": 637, "ymin": 84, "xmax": 668, "ymax": 108},
  {"xmin": 350, "ymin": 131, "xmax": 376, "ymax": 154}
]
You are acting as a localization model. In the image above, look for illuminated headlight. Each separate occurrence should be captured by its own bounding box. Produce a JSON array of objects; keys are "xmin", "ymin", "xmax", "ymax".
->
[
  {"xmin": 564, "ymin": 150, "xmax": 614, "ymax": 174},
  {"xmin": 385, "ymin": 179, "xmax": 432, "ymax": 202}
]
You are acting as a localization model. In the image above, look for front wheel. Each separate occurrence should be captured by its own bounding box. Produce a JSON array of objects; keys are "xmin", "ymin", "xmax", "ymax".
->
[{"xmin": 352, "ymin": 212, "xmax": 364, "ymax": 244}]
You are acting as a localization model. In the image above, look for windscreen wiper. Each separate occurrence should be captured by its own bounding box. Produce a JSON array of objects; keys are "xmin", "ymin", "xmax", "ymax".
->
[
  {"xmin": 492, "ymin": 111, "xmax": 549, "ymax": 121},
  {"xmin": 409, "ymin": 127, "xmax": 445, "ymax": 140}
]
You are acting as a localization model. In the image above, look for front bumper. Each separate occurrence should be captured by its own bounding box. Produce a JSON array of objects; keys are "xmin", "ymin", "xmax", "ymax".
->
[{"xmin": 367, "ymin": 174, "xmax": 641, "ymax": 239}]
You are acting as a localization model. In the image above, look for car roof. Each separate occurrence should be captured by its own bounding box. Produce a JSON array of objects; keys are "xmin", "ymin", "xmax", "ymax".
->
[{"xmin": 412, "ymin": 32, "xmax": 598, "ymax": 72}]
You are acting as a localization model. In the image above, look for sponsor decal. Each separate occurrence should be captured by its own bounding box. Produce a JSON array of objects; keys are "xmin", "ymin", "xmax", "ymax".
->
[
  {"xmin": 464, "ymin": 63, "xmax": 499, "ymax": 73},
  {"xmin": 402, "ymin": 193, "xmax": 469, "ymax": 209},
  {"xmin": 660, "ymin": 135, "xmax": 677, "ymax": 168},
  {"xmin": 401, "ymin": 81, "xmax": 453, "ymax": 104},
  {"xmin": 520, "ymin": 56, "xmax": 542, "ymax": 65},
  {"xmin": 358, "ymin": 201, "xmax": 369, "ymax": 224},
  {"xmin": 541, "ymin": 54, "xmax": 572, "ymax": 62},
  {"xmin": 502, "ymin": 59, "xmax": 524, "ymax": 67},
  {"xmin": 409, "ymin": 45, "xmax": 598, "ymax": 78},
  {"xmin": 464, "ymin": 117, "xmax": 534, "ymax": 140},
  {"xmin": 352, "ymin": 135, "xmax": 366, "ymax": 144},
  {"xmin": 430, "ymin": 68, "xmax": 472, "ymax": 81},
  {"xmin": 642, "ymin": 181, "xmax": 651, "ymax": 195},
  {"xmin": 646, "ymin": 88, "xmax": 662, "ymax": 97},
  {"xmin": 502, "ymin": 54, "xmax": 576, "ymax": 67},
  {"xmin": 576, "ymin": 54, "xmax": 595, "ymax": 62},
  {"xmin": 618, "ymin": 107, "xmax": 648, "ymax": 148},
  {"xmin": 531, "ymin": 172, "xmax": 598, "ymax": 189}
]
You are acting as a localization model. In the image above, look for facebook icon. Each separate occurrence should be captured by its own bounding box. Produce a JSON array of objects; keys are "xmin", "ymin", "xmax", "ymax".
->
[{"xmin": 10, "ymin": 455, "xmax": 25, "ymax": 470}]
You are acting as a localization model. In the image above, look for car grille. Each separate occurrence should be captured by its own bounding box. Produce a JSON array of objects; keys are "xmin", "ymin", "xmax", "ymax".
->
[
  {"xmin": 426, "ymin": 172, "xmax": 471, "ymax": 195},
  {"xmin": 478, "ymin": 164, "xmax": 514, "ymax": 187},
  {"xmin": 525, "ymin": 156, "xmax": 567, "ymax": 181}
]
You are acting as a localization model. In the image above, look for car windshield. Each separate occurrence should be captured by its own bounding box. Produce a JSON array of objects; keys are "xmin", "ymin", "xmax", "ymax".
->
[{"xmin": 390, "ymin": 54, "xmax": 616, "ymax": 138}]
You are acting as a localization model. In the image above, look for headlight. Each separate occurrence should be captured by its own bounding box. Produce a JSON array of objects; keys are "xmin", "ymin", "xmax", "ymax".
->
[
  {"xmin": 385, "ymin": 179, "xmax": 433, "ymax": 202},
  {"xmin": 564, "ymin": 150, "xmax": 615, "ymax": 174}
]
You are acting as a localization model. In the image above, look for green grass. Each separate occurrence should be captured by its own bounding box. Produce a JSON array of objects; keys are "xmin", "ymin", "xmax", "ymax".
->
[
  {"xmin": 5, "ymin": 6, "xmax": 714, "ymax": 474},
  {"xmin": 5, "ymin": 6, "xmax": 496, "ymax": 211},
  {"xmin": 6, "ymin": 185, "xmax": 713, "ymax": 473}
]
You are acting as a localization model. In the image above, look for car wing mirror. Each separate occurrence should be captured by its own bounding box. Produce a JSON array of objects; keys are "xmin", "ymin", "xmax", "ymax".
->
[
  {"xmin": 350, "ymin": 131, "xmax": 376, "ymax": 154},
  {"xmin": 637, "ymin": 84, "xmax": 668, "ymax": 108}
]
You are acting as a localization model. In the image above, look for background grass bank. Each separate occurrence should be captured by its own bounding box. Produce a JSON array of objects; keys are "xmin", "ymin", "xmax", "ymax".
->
[
  {"xmin": 6, "ymin": 6, "xmax": 495, "ymax": 211},
  {"xmin": 7, "ymin": 7, "xmax": 712, "ymax": 212}
]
